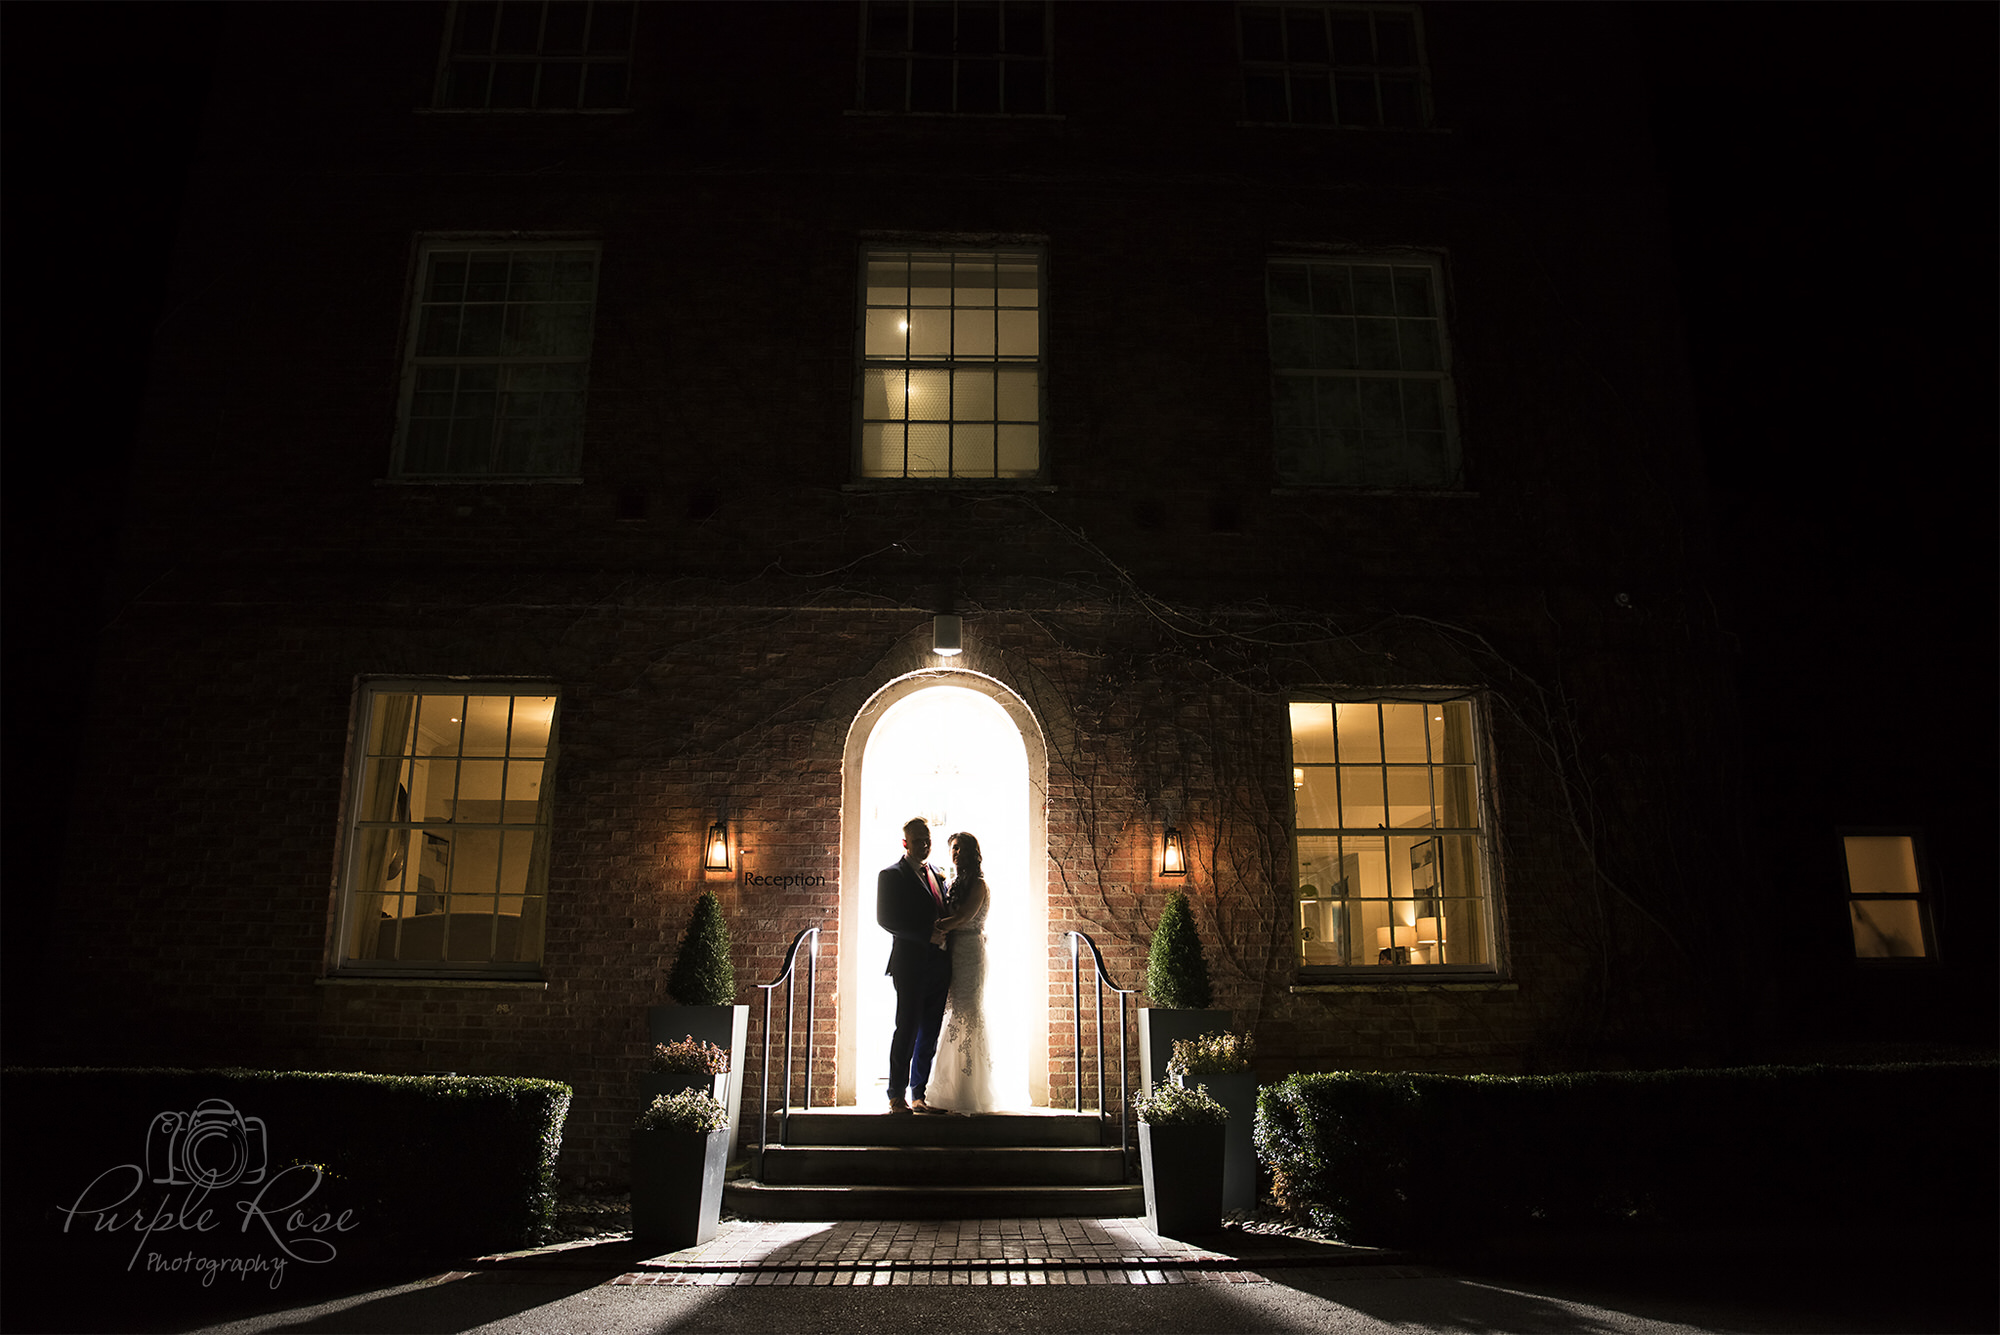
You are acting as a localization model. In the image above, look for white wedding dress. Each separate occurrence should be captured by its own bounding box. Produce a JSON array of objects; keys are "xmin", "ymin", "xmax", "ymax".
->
[{"xmin": 926, "ymin": 879, "xmax": 1000, "ymax": 1112}]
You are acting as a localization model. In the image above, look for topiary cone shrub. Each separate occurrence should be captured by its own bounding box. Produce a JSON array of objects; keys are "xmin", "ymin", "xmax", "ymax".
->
[
  {"xmin": 1147, "ymin": 888, "xmax": 1213, "ymax": 1009},
  {"xmin": 666, "ymin": 890, "xmax": 736, "ymax": 1006}
]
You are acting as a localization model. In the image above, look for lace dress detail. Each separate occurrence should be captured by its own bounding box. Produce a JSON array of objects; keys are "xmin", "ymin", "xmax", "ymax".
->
[{"xmin": 926, "ymin": 878, "xmax": 998, "ymax": 1112}]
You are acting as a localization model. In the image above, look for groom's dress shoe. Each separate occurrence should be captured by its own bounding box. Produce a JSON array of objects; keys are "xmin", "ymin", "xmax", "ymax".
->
[
  {"xmin": 888, "ymin": 1097, "xmax": 912, "ymax": 1115},
  {"xmin": 911, "ymin": 1098, "xmax": 949, "ymax": 1115}
]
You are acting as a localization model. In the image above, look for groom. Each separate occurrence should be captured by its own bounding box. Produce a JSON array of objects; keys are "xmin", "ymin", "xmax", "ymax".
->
[{"xmin": 877, "ymin": 816, "xmax": 952, "ymax": 1114}]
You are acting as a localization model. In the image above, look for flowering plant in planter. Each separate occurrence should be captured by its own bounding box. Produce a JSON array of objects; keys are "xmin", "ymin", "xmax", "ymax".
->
[
  {"xmin": 1167, "ymin": 1032, "xmax": 1253, "ymax": 1084},
  {"xmin": 1134, "ymin": 1080, "xmax": 1228, "ymax": 1236},
  {"xmin": 635, "ymin": 1089, "xmax": 730, "ymax": 1135},
  {"xmin": 1132, "ymin": 1080, "xmax": 1228, "ymax": 1126},
  {"xmin": 648, "ymin": 1038, "xmax": 730, "ymax": 1079},
  {"xmin": 631, "ymin": 1090, "xmax": 731, "ymax": 1250},
  {"xmin": 1166, "ymin": 1031, "xmax": 1260, "ymax": 1211}
]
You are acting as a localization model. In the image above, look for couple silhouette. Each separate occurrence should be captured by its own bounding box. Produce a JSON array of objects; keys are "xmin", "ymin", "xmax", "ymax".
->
[{"xmin": 876, "ymin": 816, "xmax": 996, "ymax": 1114}]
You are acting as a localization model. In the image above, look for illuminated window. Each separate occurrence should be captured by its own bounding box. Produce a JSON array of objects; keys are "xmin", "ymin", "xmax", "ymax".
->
[
  {"xmin": 435, "ymin": 1, "xmax": 636, "ymax": 111},
  {"xmin": 1290, "ymin": 699, "xmax": 1493, "ymax": 971},
  {"xmin": 859, "ymin": 1, "xmax": 1051, "ymax": 115},
  {"xmin": 336, "ymin": 684, "xmax": 559, "ymax": 978},
  {"xmin": 858, "ymin": 248, "xmax": 1044, "ymax": 479},
  {"xmin": 394, "ymin": 242, "xmax": 599, "ymax": 477},
  {"xmin": 1238, "ymin": 4, "xmax": 1429, "ymax": 128},
  {"xmin": 1267, "ymin": 255, "xmax": 1459, "ymax": 487},
  {"xmin": 1841, "ymin": 832, "xmax": 1936, "ymax": 961}
]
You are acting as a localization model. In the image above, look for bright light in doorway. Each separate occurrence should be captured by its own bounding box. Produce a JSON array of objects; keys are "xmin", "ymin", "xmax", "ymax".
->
[{"xmin": 857, "ymin": 685, "xmax": 1031, "ymax": 1110}]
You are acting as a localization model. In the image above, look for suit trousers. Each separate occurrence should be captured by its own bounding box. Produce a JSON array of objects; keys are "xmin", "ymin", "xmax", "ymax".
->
[{"xmin": 888, "ymin": 947, "xmax": 951, "ymax": 1099}]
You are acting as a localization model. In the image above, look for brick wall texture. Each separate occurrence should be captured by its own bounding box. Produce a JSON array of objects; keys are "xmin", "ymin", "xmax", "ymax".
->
[{"xmin": 44, "ymin": 3, "xmax": 1750, "ymax": 1184}]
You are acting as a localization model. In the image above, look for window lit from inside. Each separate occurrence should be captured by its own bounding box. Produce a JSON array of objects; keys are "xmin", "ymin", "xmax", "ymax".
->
[
  {"xmin": 1291, "ymin": 701, "xmax": 1491, "ymax": 970},
  {"xmin": 860, "ymin": 250, "xmax": 1042, "ymax": 479},
  {"xmin": 1268, "ymin": 257, "xmax": 1458, "ymax": 487},
  {"xmin": 1240, "ymin": 4, "xmax": 1426, "ymax": 127},
  {"xmin": 861, "ymin": 1, "xmax": 1050, "ymax": 114},
  {"xmin": 397, "ymin": 244, "xmax": 598, "ymax": 477},
  {"xmin": 340, "ymin": 687, "xmax": 558, "ymax": 976},
  {"xmin": 1842, "ymin": 834, "xmax": 1934, "ymax": 960},
  {"xmin": 438, "ymin": 1, "xmax": 635, "ymax": 110}
]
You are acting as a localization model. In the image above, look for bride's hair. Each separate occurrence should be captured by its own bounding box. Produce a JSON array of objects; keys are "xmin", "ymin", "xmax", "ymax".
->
[{"xmin": 948, "ymin": 832, "xmax": 983, "ymax": 881}]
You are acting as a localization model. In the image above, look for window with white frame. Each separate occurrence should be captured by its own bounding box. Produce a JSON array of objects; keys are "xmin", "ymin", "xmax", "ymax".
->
[
  {"xmin": 1239, "ymin": 4, "xmax": 1428, "ymax": 128},
  {"xmin": 859, "ymin": 1, "xmax": 1051, "ymax": 114},
  {"xmin": 859, "ymin": 248, "xmax": 1043, "ymax": 479},
  {"xmin": 1841, "ymin": 831, "xmax": 1936, "ymax": 960},
  {"xmin": 436, "ymin": 1, "xmax": 636, "ymax": 110},
  {"xmin": 337, "ymin": 684, "xmax": 559, "ymax": 977},
  {"xmin": 1290, "ymin": 699, "xmax": 1493, "ymax": 971},
  {"xmin": 395, "ymin": 242, "xmax": 599, "ymax": 477},
  {"xmin": 1267, "ymin": 256, "xmax": 1458, "ymax": 488}
]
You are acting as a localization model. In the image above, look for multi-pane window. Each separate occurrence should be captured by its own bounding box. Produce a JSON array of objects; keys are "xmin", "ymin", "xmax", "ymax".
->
[
  {"xmin": 1290, "ymin": 700, "xmax": 1492, "ymax": 971},
  {"xmin": 436, "ymin": 1, "xmax": 636, "ymax": 110},
  {"xmin": 1268, "ymin": 256, "xmax": 1457, "ymax": 487},
  {"xmin": 859, "ymin": 249, "xmax": 1043, "ymax": 479},
  {"xmin": 339, "ymin": 685, "xmax": 559, "ymax": 977},
  {"xmin": 860, "ymin": 1, "xmax": 1050, "ymax": 114},
  {"xmin": 1240, "ymin": 4, "xmax": 1427, "ymax": 127},
  {"xmin": 1841, "ymin": 832, "xmax": 1935, "ymax": 960},
  {"xmin": 395, "ymin": 243, "xmax": 599, "ymax": 477}
]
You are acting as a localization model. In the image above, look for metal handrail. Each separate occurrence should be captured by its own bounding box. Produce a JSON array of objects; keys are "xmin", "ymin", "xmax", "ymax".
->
[
  {"xmin": 1062, "ymin": 930, "xmax": 1138, "ymax": 1175},
  {"xmin": 753, "ymin": 925, "xmax": 821, "ymax": 1168}
]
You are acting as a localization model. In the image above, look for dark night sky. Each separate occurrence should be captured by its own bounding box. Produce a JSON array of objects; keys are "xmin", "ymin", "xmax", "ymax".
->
[{"xmin": 2, "ymin": 4, "xmax": 1994, "ymax": 1046}]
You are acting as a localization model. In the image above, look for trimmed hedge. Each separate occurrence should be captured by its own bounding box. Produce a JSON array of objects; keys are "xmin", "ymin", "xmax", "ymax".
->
[
  {"xmin": 1257, "ymin": 1062, "xmax": 1999, "ymax": 1248},
  {"xmin": 2, "ymin": 1068, "xmax": 571, "ymax": 1272}
]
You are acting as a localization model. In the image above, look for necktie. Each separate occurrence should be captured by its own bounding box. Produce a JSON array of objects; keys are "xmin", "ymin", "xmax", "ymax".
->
[{"xmin": 922, "ymin": 865, "xmax": 941, "ymax": 906}]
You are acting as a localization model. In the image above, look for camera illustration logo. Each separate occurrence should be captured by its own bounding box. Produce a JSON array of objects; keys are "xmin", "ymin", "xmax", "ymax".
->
[{"xmin": 146, "ymin": 1099, "xmax": 267, "ymax": 1190}]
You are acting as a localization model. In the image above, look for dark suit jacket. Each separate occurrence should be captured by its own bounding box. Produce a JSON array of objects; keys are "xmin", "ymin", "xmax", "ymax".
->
[{"xmin": 877, "ymin": 857, "xmax": 950, "ymax": 979}]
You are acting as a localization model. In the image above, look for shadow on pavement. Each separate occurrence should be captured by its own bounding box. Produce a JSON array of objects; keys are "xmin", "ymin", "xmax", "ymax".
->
[
  {"xmin": 258, "ymin": 1239, "xmax": 656, "ymax": 1335},
  {"xmin": 0, "ymin": 1238, "xmax": 658, "ymax": 1335},
  {"xmin": 1, "ymin": 1259, "xmax": 450, "ymax": 1335},
  {"xmin": 1272, "ymin": 1235, "xmax": 2000, "ymax": 1335},
  {"xmin": 259, "ymin": 1272, "xmax": 609, "ymax": 1335}
]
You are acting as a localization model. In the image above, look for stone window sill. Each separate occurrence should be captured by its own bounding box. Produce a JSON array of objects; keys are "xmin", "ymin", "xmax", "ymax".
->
[
  {"xmin": 318, "ymin": 976, "xmax": 549, "ymax": 990},
  {"xmin": 1290, "ymin": 979, "xmax": 1517, "ymax": 994}
]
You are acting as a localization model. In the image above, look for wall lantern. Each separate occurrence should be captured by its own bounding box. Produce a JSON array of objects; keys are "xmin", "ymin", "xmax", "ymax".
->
[
  {"xmin": 933, "ymin": 613, "xmax": 962, "ymax": 657},
  {"xmin": 702, "ymin": 821, "xmax": 732, "ymax": 872},
  {"xmin": 1160, "ymin": 827, "xmax": 1187, "ymax": 878}
]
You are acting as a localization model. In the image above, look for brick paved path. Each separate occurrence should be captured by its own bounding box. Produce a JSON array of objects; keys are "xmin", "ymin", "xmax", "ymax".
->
[{"xmin": 469, "ymin": 1216, "xmax": 1399, "ymax": 1288}]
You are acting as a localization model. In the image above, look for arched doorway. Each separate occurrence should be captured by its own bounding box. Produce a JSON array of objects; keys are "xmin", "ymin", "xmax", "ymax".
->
[{"xmin": 837, "ymin": 671, "xmax": 1049, "ymax": 1108}]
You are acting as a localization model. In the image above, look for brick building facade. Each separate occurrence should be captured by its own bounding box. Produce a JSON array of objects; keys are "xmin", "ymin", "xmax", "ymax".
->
[{"xmin": 46, "ymin": 2, "xmax": 1761, "ymax": 1181}]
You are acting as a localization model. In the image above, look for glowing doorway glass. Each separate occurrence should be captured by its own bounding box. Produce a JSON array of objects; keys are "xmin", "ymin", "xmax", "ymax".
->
[{"xmin": 858, "ymin": 686, "xmax": 1031, "ymax": 1109}]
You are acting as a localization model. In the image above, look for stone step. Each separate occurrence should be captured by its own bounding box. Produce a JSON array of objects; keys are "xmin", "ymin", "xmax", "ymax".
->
[
  {"xmin": 778, "ymin": 1108, "xmax": 1110, "ymax": 1148},
  {"xmin": 725, "ymin": 1180, "xmax": 1147, "ymax": 1221},
  {"xmin": 762, "ymin": 1145, "xmax": 1128, "ymax": 1186}
]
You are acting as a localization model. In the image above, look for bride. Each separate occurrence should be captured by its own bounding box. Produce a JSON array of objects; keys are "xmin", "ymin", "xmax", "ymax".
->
[{"xmin": 926, "ymin": 831, "xmax": 1000, "ymax": 1113}]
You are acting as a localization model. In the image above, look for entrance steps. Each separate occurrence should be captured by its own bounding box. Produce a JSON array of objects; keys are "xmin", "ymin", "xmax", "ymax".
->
[{"xmin": 725, "ymin": 1107, "xmax": 1144, "ymax": 1220}]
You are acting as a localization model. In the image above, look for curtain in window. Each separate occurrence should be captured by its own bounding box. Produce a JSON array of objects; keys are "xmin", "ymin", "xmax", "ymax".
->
[
  {"xmin": 345, "ymin": 694, "xmax": 416, "ymax": 961},
  {"xmin": 514, "ymin": 721, "xmax": 557, "ymax": 962}
]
